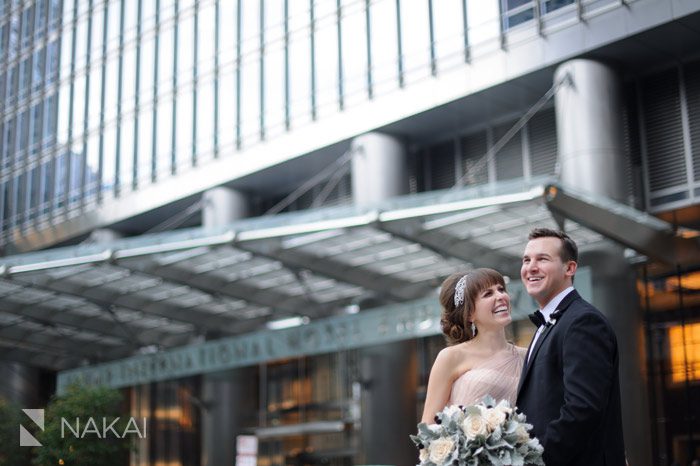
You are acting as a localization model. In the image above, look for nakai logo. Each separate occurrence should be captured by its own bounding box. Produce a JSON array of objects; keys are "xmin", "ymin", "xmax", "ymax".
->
[
  {"xmin": 19, "ymin": 409, "xmax": 44, "ymax": 447},
  {"xmin": 19, "ymin": 409, "xmax": 147, "ymax": 447}
]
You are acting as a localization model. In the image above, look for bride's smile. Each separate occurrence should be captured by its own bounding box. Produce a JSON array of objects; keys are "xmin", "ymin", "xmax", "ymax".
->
[{"xmin": 472, "ymin": 284, "xmax": 512, "ymax": 330}]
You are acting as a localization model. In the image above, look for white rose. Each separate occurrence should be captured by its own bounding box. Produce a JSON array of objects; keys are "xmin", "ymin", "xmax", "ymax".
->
[
  {"xmin": 419, "ymin": 448, "xmax": 429, "ymax": 463},
  {"xmin": 461, "ymin": 413, "xmax": 488, "ymax": 439},
  {"xmin": 484, "ymin": 407, "xmax": 507, "ymax": 431},
  {"xmin": 515, "ymin": 424, "xmax": 530, "ymax": 443},
  {"xmin": 428, "ymin": 437, "xmax": 455, "ymax": 464}
]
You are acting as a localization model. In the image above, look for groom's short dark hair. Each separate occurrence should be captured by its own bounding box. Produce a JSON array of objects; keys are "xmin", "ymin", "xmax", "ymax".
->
[{"xmin": 528, "ymin": 228, "xmax": 578, "ymax": 263}]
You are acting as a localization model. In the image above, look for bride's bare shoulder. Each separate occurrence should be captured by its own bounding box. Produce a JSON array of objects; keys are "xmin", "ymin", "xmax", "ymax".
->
[
  {"xmin": 435, "ymin": 343, "xmax": 474, "ymax": 371},
  {"xmin": 438, "ymin": 341, "xmax": 473, "ymax": 357}
]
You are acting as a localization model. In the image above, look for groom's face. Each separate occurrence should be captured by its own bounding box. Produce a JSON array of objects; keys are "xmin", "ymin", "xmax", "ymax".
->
[{"xmin": 521, "ymin": 237, "xmax": 575, "ymax": 308}]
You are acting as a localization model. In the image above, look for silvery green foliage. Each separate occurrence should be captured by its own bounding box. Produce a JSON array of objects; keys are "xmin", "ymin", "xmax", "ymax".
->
[{"xmin": 410, "ymin": 396, "xmax": 545, "ymax": 466}]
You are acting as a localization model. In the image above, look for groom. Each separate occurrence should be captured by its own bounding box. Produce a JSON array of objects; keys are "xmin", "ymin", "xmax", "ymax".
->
[{"xmin": 516, "ymin": 228, "xmax": 625, "ymax": 465}]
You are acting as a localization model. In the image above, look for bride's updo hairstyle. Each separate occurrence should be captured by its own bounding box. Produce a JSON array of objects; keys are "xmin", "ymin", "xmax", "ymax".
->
[{"xmin": 439, "ymin": 268, "xmax": 506, "ymax": 345}]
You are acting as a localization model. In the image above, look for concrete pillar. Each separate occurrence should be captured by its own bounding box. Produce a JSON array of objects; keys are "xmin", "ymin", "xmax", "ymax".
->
[
  {"xmin": 555, "ymin": 59, "xmax": 628, "ymax": 203},
  {"xmin": 0, "ymin": 361, "xmax": 42, "ymax": 407},
  {"xmin": 350, "ymin": 132, "xmax": 415, "ymax": 464},
  {"xmin": 359, "ymin": 341, "xmax": 418, "ymax": 466},
  {"xmin": 350, "ymin": 132, "xmax": 414, "ymax": 464},
  {"xmin": 351, "ymin": 132, "xmax": 408, "ymax": 207},
  {"xmin": 200, "ymin": 189, "xmax": 251, "ymax": 466},
  {"xmin": 555, "ymin": 59, "xmax": 651, "ymax": 466},
  {"xmin": 201, "ymin": 368, "xmax": 258, "ymax": 466},
  {"xmin": 202, "ymin": 187, "xmax": 249, "ymax": 228}
]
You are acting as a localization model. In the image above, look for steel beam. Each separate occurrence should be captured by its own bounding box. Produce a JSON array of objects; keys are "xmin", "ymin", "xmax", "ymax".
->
[
  {"xmin": 0, "ymin": 294, "xmax": 184, "ymax": 347},
  {"xmin": 544, "ymin": 184, "xmax": 700, "ymax": 266},
  {"xmin": 238, "ymin": 238, "xmax": 421, "ymax": 301},
  {"xmin": 0, "ymin": 322, "xmax": 127, "ymax": 360},
  {"xmin": 0, "ymin": 340, "xmax": 78, "ymax": 370},
  {"xmin": 11, "ymin": 271, "xmax": 243, "ymax": 335},
  {"xmin": 117, "ymin": 248, "xmax": 335, "ymax": 317},
  {"xmin": 377, "ymin": 219, "xmax": 520, "ymax": 275}
]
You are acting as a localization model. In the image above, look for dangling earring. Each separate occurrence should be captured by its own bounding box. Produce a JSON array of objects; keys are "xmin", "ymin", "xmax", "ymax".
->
[{"xmin": 470, "ymin": 322, "xmax": 476, "ymax": 336}]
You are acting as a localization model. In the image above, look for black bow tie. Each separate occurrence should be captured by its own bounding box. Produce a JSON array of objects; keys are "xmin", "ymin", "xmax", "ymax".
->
[
  {"xmin": 529, "ymin": 309, "xmax": 564, "ymax": 328},
  {"xmin": 529, "ymin": 310, "xmax": 546, "ymax": 327}
]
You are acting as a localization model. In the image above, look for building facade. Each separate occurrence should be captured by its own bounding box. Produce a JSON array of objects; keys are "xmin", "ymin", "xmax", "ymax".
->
[{"xmin": 1, "ymin": 0, "xmax": 700, "ymax": 465}]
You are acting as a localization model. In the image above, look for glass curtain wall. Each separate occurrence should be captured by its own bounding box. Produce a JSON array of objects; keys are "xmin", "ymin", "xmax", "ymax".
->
[
  {"xmin": 641, "ymin": 269, "xmax": 700, "ymax": 466},
  {"xmin": 0, "ymin": 0, "xmax": 582, "ymax": 248},
  {"xmin": 0, "ymin": 0, "xmax": 468, "ymax": 246},
  {"xmin": 1, "ymin": 0, "xmax": 61, "ymax": 238}
]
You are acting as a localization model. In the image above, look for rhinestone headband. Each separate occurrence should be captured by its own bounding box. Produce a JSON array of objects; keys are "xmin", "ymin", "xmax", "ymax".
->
[{"xmin": 453, "ymin": 274, "xmax": 468, "ymax": 307}]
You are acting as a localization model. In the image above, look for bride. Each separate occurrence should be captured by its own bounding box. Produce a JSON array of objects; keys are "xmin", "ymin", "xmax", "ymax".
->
[{"xmin": 421, "ymin": 268, "xmax": 527, "ymax": 423}]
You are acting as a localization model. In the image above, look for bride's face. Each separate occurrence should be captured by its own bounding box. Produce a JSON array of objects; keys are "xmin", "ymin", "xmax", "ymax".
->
[{"xmin": 471, "ymin": 283, "xmax": 512, "ymax": 330}]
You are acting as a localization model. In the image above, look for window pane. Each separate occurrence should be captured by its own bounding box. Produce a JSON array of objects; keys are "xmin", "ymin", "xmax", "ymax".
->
[
  {"xmin": 28, "ymin": 165, "xmax": 40, "ymax": 220},
  {"xmin": 18, "ymin": 56, "xmax": 30, "ymax": 100},
  {"xmin": 137, "ymin": 0, "xmax": 156, "ymax": 184},
  {"xmin": 70, "ymin": 0, "xmax": 89, "ymax": 204},
  {"xmin": 198, "ymin": 0, "xmax": 216, "ymax": 77},
  {"xmin": 20, "ymin": 5, "xmax": 34, "ymax": 49},
  {"xmin": 196, "ymin": 79, "xmax": 215, "ymax": 162},
  {"xmin": 263, "ymin": 0, "xmax": 285, "ymax": 137},
  {"xmin": 85, "ymin": 3, "xmax": 104, "ymax": 200},
  {"xmin": 176, "ymin": 0, "xmax": 195, "ymax": 167},
  {"xmin": 102, "ymin": 0, "xmax": 121, "ymax": 193},
  {"xmin": 195, "ymin": 0, "xmax": 217, "ymax": 160},
  {"xmin": 56, "ymin": 1, "xmax": 74, "ymax": 146},
  {"xmin": 340, "ymin": 0, "xmax": 367, "ymax": 107},
  {"xmin": 502, "ymin": 0, "xmax": 534, "ymax": 30},
  {"xmin": 38, "ymin": 159, "xmax": 51, "ymax": 215},
  {"xmin": 399, "ymin": 0, "xmax": 430, "ymax": 85},
  {"xmin": 43, "ymin": 93, "xmax": 57, "ymax": 150},
  {"xmin": 32, "ymin": 47, "xmax": 45, "ymax": 93},
  {"xmin": 176, "ymin": 84, "xmax": 193, "ymax": 170},
  {"xmin": 542, "ymin": 0, "xmax": 574, "ymax": 14},
  {"xmin": 432, "ymin": 0, "xmax": 464, "ymax": 70},
  {"xmin": 0, "ymin": 182, "xmax": 6, "ymax": 234},
  {"xmin": 46, "ymin": 39, "xmax": 59, "ymax": 85},
  {"xmin": 1, "ymin": 119, "xmax": 13, "ymax": 170},
  {"xmin": 156, "ymin": 3, "xmax": 176, "ymax": 175},
  {"xmin": 118, "ymin": 0, "xmax": 138, "ymax": 190},
  {"xmin": 48, "ymin": 0, "xmax": 61, "ymax": 31},
  {"xmin": 315, "ymin": 0, "xmax": 340, "ymax": 117},
  {"xmin": 369, "ymin": 0, "xmax": 399, "ymax": 96},
  {"xmin": 28, "ymin": 102, "xmax": 42, "ymax": 158},
  {"xmin": 34, "ymin": 0, "xmax": 47, "ymax": 38},
  {"xmin": 219, "ymin": 0, "xmax": 239, "ymax": 153},
  {"xmin": 240, "ymin": 0, "xmax": 261, "ymax": 144}
]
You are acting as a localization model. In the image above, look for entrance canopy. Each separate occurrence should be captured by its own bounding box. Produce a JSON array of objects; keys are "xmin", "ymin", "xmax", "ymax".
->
[{"xmin": 0, "ymin": 177, "xmax": 696, "ymax": 371}]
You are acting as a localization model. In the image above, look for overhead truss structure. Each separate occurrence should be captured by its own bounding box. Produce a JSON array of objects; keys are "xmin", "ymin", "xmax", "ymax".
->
[{"xmin": 1, "ymin": 178, "xmax": 696, "ymax": 371}]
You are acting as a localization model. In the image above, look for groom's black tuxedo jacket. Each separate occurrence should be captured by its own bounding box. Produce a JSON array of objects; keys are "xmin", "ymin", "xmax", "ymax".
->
[{"xmin": 516, "ymin": 290, "xmax": 626, "ymax": 466}]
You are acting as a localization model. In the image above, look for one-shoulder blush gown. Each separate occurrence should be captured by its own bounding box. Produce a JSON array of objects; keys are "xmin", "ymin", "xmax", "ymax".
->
[{"xmin": 449, "ymin": 344, "xmax": 526, "ymax": 407}]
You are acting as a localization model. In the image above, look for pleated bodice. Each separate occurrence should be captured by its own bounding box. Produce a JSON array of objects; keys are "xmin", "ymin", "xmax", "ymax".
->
[{"xmin": 449, "ymin": 344, "xmax": 526, "ymax": 407}]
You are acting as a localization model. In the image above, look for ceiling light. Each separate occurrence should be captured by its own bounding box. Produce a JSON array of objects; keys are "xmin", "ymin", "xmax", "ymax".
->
[{"xmin": 266, "ymin": 316, "xmax": 310, "ymax": 330}]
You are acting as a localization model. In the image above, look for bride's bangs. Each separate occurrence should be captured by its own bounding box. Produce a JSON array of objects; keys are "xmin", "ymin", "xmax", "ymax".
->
[{"xmin": 471, "ymin": 268, "xmax": 506, "ymax": 299}]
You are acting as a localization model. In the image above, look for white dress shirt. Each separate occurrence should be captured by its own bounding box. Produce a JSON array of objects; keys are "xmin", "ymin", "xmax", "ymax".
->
[{"xmin": 527, "ymin": 286, "xmax": 575, "ymax": 363}]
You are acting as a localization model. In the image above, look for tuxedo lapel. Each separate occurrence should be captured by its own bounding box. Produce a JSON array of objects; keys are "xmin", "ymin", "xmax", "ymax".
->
[
  {"xmin": 517, "ymin": 324, "xmax": 555, "ymax": 396},
  {"xmin": 517, "ymin": 290, "xmax": 581, "ymax": 398},
  {"xmin": 517, "ymin": 333, "xmax": 537, "ymax": 394},
  {"xmin": 555, "ymin": 289, "xmax": 580, "ymax": 313}
]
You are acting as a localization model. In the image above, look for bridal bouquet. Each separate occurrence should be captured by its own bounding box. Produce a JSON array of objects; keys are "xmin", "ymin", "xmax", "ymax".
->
[{"xmin": 411, "ymin": 396, "xmax": 544, "ymax": 466}]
